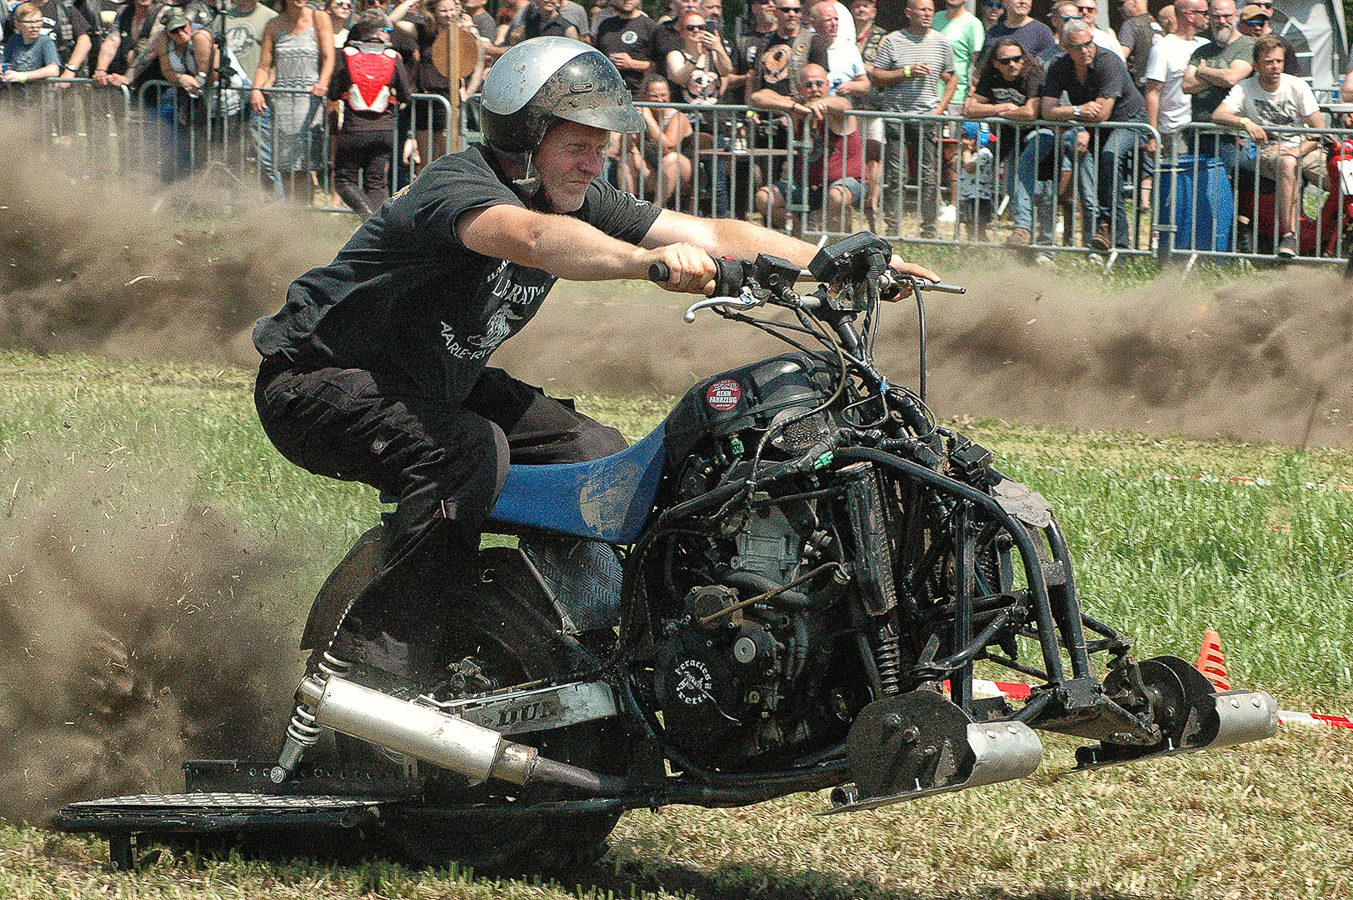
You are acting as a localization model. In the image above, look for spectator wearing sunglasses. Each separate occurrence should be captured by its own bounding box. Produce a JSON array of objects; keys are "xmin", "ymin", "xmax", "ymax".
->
[
  {"xmin": 1234, "ymin": 1, "xmax": 1300, "ymax": 75},
  {"xmin": 1074, "ymin": 0, "xmax": 1124, "ymax": 58},
  {"xmin": 965, "ymin": 35, "xmax": 1042, "ymax": 241},
  {"xmin": 978, "ymin": 0, "xmax": 1002, "ymax": 32}
]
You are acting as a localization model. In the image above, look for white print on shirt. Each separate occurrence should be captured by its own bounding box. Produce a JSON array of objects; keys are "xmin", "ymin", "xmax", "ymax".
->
[{"xmin": 439, "ymin": 259, "xmax": 553, "ymax": 361}]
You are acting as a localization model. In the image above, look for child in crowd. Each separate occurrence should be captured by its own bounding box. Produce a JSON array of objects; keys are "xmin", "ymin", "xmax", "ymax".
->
[
  {"xmin": 2, "ymin": 2, "xmax": 62, "ymax": 83},
  {"xmin": 958, "ymin": 120, "xmax": 995, "ymax": 242}
]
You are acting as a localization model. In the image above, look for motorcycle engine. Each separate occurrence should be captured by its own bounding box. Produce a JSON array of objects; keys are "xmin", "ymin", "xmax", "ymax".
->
[{"xmin": 645, "ymin": 444, "xmax": 862, "ymax": 770}]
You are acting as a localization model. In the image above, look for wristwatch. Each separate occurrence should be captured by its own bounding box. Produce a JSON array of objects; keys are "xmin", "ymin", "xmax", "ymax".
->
[{"xmin": 1072, "ymin": 104, "xmax": 1080, "ymax": 118}]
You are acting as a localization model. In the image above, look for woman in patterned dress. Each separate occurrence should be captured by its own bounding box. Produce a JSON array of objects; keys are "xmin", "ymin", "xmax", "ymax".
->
[{"xmin": 251, "ymin": 0, "xmax": 336, "ymax": 203}]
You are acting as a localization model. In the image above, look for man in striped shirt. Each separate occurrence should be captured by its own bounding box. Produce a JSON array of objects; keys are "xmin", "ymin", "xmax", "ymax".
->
[{"xmin": 867, "ymin": 0, "xmax": 954, "ymax": 238}]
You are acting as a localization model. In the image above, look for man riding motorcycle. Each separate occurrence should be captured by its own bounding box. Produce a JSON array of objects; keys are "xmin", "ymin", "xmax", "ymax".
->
[{"xmin": 251, "ymin": 36, "xmax": 937, "ymax": 694}]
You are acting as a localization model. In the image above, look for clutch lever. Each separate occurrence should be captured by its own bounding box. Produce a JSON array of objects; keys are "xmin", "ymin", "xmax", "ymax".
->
[{"xmin": 683, "ymin": 290, "xmax": 764, "ymax": 322}]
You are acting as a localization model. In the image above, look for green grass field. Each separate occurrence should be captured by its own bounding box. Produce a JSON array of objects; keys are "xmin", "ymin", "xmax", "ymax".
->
[{"xmin": 0, "ymin": 351, "xmax": 1350, "ymax": 899}]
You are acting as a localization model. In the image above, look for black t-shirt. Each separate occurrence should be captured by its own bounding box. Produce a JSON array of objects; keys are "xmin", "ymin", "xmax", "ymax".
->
[
  {"xmin": 594, "ymin": 12, "xmax": 657, "ymax": 92},
  {"xmin": 37, "ymin": 0, "xmax": 93, "ymax": 64},
  {"xmin": 753, "ymin": 29, "xmax": 828, "ymax": 97},
  {"xmin": 1040, "ymin": 47, "xmax": 1145, "ymax": 122},
  {"xmin": 253, "ymin": 145, "xmax": 662, "ymax": 404},
  {"xmin": 971, "ymin": 64, "xmax": 1043, "ymax": 149}
]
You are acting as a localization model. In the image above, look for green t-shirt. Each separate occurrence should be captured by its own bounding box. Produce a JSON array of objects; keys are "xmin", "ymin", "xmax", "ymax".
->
[
  {"xmin": 934, "ymin": 10, "xmax": 984, "ymax": 106},
  {"xmin": 1188, "ymin": 34, "xmax": 1254, "ymax": 122}
]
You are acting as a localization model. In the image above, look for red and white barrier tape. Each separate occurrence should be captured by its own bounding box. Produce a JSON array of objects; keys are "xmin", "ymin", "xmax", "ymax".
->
[{"xmin": 968, "ymin": 679, "xmax": 1353, "ymax": 731}]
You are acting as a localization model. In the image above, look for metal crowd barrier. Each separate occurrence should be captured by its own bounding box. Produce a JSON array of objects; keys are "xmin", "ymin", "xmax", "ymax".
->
[
  {"xmin": 131, "ymin": 81, "xmax": 454, "ymax": 209},
  {"xmin": 6, "ymin": 79, "xmax": 1352, "ymax": 270},
  {"xmin": 0, "ymin": 78, "xmax": 132, "ymax": 177},
  {"xmin": 1161, "ymin": 120, "xmax": 1353, "ymax": 267}
]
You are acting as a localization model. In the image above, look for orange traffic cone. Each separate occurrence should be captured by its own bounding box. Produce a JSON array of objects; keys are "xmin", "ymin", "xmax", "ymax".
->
[{"xmin": 1195, "ymin": 629, "xmax": 1230, "ymax": 690}]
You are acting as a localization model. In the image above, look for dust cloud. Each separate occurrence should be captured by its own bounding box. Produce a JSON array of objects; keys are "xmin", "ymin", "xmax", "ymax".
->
[
  {"xmin": 506, "ymin": 266, "xmax": 1353, "ymax": 449},
  {"xmin": 0, "ymin": 464, "xmax": 301, "ymax": 824}
]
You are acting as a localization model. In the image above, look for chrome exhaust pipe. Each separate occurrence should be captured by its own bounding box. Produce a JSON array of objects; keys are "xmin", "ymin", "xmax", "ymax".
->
[{"xmin": 294, "ymin": 674, "xmax": 622, "ymax": 794}]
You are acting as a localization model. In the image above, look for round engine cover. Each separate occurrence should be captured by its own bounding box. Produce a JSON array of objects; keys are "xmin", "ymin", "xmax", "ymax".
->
[{"xmin": 653, "ymin": 627, "xmax": 743, "ymax": 753}]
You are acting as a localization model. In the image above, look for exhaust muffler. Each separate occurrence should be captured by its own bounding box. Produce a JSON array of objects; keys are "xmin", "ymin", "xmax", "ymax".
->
[{"xmin": 287, "ymin": 674, "xmax": 622, "ymax": 795}]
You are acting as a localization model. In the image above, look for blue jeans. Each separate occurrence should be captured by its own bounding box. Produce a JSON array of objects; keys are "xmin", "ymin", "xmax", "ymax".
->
[
  {"xmin": 249, "ymin": 104, "xmax": 284, "ymax": 200},
  {"xmin": 1015, "ymin": 128, "xmax": 1080, "ymax": 245},
  {"xmin": 1087, "ymin": 124, "xmax": 1144, "ymax": 248}
]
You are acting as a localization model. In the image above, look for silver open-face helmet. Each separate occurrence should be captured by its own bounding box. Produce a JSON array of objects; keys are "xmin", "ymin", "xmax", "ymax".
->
[{"xmin": 480, "ymin": 37, "xmax": 643, "ymax": 195}]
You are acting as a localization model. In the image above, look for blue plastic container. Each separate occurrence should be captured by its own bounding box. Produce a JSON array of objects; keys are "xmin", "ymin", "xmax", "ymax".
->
[{"xmin": 1160, "ymin": 154, "xmax": 1235, "ymax": 253}]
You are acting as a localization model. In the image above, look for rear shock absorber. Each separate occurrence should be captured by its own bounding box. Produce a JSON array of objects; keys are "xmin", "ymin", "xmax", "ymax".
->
[
  {"xmin": 872, "ymin": 619, "xmax": 903, "ymax": 696},
  {"xmin": 270, "ymin": 651, "xmax": 351, "ymax": 784}
]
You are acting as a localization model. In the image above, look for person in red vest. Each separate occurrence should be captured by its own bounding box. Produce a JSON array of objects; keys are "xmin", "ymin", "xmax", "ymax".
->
[{"xmin": 329, "ymin": 11, "xmax": 415, "ymax": 217}]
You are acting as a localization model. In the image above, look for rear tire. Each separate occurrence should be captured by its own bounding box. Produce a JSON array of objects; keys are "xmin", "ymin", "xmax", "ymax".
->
[{"xmin": 336, "ymin": 548, "xmax": 627, "ymax": 873}]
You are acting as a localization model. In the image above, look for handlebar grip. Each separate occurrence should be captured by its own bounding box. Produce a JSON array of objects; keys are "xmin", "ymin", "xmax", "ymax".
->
[{"xmin": 648, "ymin": 262, "xmax": 670, "ymax": 283}]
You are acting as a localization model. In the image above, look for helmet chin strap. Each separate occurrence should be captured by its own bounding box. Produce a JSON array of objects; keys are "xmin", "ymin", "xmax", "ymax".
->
[{"xmin": 512, "ymin": 150, "xmax": 543, "ymax": 200}]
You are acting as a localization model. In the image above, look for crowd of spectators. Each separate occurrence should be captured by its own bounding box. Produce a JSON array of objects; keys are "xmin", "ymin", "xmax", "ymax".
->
[{"xmin": 2, "ymin": 0, "xmax": 1351, "ymax": 258}]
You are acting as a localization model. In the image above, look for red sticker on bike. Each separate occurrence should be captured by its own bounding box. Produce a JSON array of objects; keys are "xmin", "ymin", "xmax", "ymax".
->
[{"xmin": 706, "ymin": 379, "xmax": 742, "ymax": 411}]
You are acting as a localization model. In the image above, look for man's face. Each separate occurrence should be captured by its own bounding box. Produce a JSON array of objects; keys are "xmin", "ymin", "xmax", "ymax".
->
[
  {"xmin": 15, "ymin": 10, "xmax": 43, "ymax": 40},
  {"xmin": 1254, "ymin": 44, "xmax": 1283, "ymax": 81},
  {"xmin": 1237, "ymin": 10, "xmax": 1268, "ymax": 35},
  {"xmin": 1119, "ymin": 0, "xmax": 1145, "ymax": 17},
  {"xmin": 613, "ymin": 0, "xmax": 640, "ymax": 12},
  {"xmin": 434, "ymin": 0, "xmax": 461, "ymax": 25},
  {"xmin": 169, "ymin": 22, "xmax": 192, "ymax": 45},
  {"xmin": 810, "ymin": 3, "xmax": 838, "ymax": 39},
  {"xmin": 1208, "ymin": 0, "xmax": 1237, "ymax": 40},
  {"xmin": 1005, "ymin": 0, "xmax": 1031, "ymax": 18},
  {"xmin": 1063, "ymin": 27, "xmax": 1097, "ymax": 64},
  {"xmin": 849, "ymin": 0, "xmax": 875, "ymax": 26},
  {"xmin": 906, "ymin": 0, "xmax": 934, "ymax": 30},
  {"xmin": 701, "ymin": 0, "xmax": 722, "ymax": 20},
  {"xmin": 797, "ymin": 63, "xmax": 828, "ymax": 99},
  {"xmin": 535, "ymin": 121, "xmax": 609, "ymax": 212},
  {"xmin": 1076, "ymin": 0, "xmax": 1097, "ymax": 25},
  {"xmin": 773, "ymin": 0, "xmax": 802, "ymax": 34},
  {"xmin": 1175, "ymin": 0, "xmax": 1205, "ymax": 29},
  {"xmin": 1049, "ymin": 2, "xmax": 1080, "ymax": 27}
]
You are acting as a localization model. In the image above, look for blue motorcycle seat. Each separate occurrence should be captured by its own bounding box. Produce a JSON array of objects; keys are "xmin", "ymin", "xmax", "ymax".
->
[{"xmin": 485, "ymin": 422, "xmax": 668, "ymax": 545}]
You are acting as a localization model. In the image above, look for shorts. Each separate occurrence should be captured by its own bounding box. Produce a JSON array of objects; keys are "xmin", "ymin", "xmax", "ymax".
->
[{"xmin": 775, "ymin": 176, "xmax": 864, "ymax": 210}]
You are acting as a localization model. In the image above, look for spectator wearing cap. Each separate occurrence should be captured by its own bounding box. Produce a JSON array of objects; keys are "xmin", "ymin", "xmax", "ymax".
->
[
  {"xmin": 755, "ymin": 61, "xmax": 864, "ymax": 230},
  {"xmin": 1212, "ymin": 33, "xmax": 1325, "ymax": 258},
  {"xmin": 2, "ymin": 2, "xmax": 61, "ymax": 82},
  {"xmin": 1182, "ymin": 0, "xmax": 1253, "ymax": 167},
  {"xmin": 933, "ymin": 0, "xmax": 983, "ymax": 107},
  {"xmin": 1116, "ymin": 0, "xmax": 1156, "ymax": 87},
  {"xmin": 149, "ymin": 7, "xmax": 216, "ymax": 180},
  {"xmin": 979, "ymin": 0, "xmax": 1054, "ymax": 63},
  {"xmin": 1235, "ymin": 2, "xmax": 1299, "ymax": 75},
  {"xmin": 867, "ymin": 0, "xmax": 955, "ymax": 239},
  {"xmin": 957, "ymin": 120, "xmax": 995, "ymax": 240},
  {"xmin": 1143, "ymin": 0, "xmax": 1206, "ymax": 158}
]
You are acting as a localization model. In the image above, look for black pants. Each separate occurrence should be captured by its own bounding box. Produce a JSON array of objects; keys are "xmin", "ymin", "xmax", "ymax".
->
[
  {"xmin": 255, "ymin": 359, "xmax": 626, "ymax": 675},
  {"xmin": 333, "ymin": 128, "xmax": 394, "ymax": 218}
]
